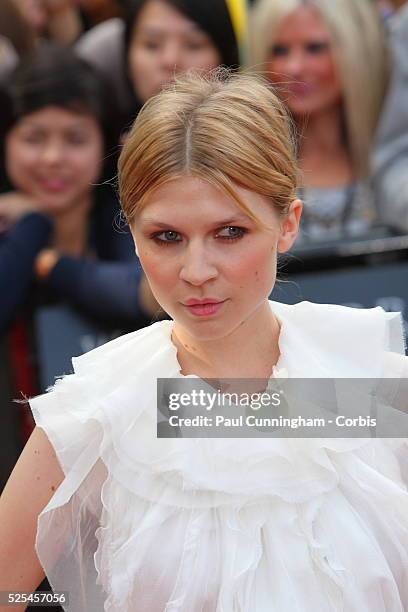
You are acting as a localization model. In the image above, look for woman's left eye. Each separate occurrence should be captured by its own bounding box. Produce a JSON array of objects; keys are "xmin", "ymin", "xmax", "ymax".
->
[
  {"xmin": 216, "ymin": 226, "xmax": 247, "ymax": 240},
  {"xmin": 306, "ymin": 41, "xmax": 329, "ymax": 54}
]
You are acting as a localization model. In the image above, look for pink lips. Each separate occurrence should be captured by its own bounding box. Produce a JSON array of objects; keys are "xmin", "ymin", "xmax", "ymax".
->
[
  {"xmin": 287, "ymin": 82, "xmax": 314, "ymax": 96},
  {"xmin": 182, "ymin": 298, "xmax": 227, "ymax": 317},
  {"xmin": 38, "ymin": 178, "xmax": 69, "ymax": 193}
]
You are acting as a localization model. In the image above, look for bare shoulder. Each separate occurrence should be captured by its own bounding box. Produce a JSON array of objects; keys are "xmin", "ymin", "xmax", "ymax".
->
[{"xmin": 0, "ymin": 427, "xmax": 64, "ymax": 601}]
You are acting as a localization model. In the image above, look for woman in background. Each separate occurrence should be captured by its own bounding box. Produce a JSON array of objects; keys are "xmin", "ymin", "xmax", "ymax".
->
[
  {"xmin": 76, "ymin": 0, "xmax": 239, "ymax": 130},
  {"xmin": 373, "ymin": 0, "xmax": 408, "ymax": 232},
  {"xmin": 0, "ymin": 47, "xmax": 99, "ymax": 334},
  {"xmin": 250, "ymin": 0, "xmax": 388, "ymax": 242},
  {"xmin": 0, "ymin": 45, "xmax": 153, "ymax": 370},
  {"xmin": 15, "ymin": 0, "xmax": 83, "ymax": 45}
]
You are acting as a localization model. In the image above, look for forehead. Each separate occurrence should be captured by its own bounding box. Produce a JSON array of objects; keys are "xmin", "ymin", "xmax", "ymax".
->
[
  {"xmin": 136, "ymin": 175, "xmax": 278, "ymax": 226},
  {"xmin": 133, "ymin": 0, "xmax": 203, "ymax": 37},
  {"xmin": 12, "ymin": 106, "xmax": 99, "ymax": 131},
  {"xmin": 275, "ymin": 5, "xmax": 331, "ymax": 40}
]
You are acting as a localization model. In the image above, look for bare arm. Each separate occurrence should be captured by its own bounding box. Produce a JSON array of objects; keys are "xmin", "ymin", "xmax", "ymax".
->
[{"xmin": 0, "ymin": 427, "xmax": 64, "ymax": 612}]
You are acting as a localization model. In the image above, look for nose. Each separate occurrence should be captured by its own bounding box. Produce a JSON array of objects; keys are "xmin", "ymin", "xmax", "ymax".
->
[
  {"xmin": 179, "ymin": 242, "xmax": 218, "ymax": 286},
  {"xmin": 159, "ymin": 41, "xmax": 182, "ymax": 71},
  {"xmin": 282, "ymin": 50, "xmax": 306, "ymax": 78},
  {"xmin": 40, "ymin": 140, "xmax": 64, "ymax": 165}
]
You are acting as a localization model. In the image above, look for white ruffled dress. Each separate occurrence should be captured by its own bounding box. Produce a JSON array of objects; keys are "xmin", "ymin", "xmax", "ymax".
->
[{"xmin": 30, "ymin": 301, "xmax": 408, "ymax": 612}]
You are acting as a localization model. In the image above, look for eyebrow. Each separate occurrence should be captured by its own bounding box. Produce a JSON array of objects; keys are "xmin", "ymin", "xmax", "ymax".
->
[
  {"xmin": 138, "ymin": 24, "xmax": 204, "ymax": 37},
  {"xmin": 19, "ymin": 120, "xmax": 90, "ymax": 131},
  {"xmin": 139, "ymin": 216, "xmax": 251, "ymax": 229}
]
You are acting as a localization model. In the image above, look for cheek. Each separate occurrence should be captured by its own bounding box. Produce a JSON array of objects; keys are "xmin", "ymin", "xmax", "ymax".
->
[
  {"xmin": 265, "ymin": 58, "xmax": 288, "ymax": 83},
  {"xmin": 226, "ymin": 242, "xmax": 278, "ymax": 291},
  {"xmin": 129, "ymin": 48, "xmax": 143, "ymax": 78},
  {"xmin": 70, "ymin": 146, "xmax": 103, "ymax": 184},
  {"xmin": 5, "ymin": 143, "xmax": 36, "ymax": 189},
  {"xmin": 315, "ymin": 56, "xmax": 341, "ymax": 89},
  {"xmin": 137, "ymin": 249, "xmax": 174, "ymax": 288},
  {"xmin": 128, "ymin": 49, "xmax": 156, "ymax": 99}
]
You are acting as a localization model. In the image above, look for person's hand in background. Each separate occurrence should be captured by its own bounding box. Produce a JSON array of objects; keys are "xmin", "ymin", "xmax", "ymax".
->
[{"xmin": 0, "ymin": 191, "xmax": 42, "ymax": 232}]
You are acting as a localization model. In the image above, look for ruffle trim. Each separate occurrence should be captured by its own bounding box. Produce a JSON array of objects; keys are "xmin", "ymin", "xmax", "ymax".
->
[{"xmin": 29, "ymin": 302, "xmax": 408, "ymax": 611}]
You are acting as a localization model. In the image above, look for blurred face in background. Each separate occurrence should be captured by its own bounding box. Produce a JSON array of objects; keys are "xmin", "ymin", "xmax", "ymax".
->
[
  {"xmin": 17, "ymin": 0, "xmax": 47, "ymax": 32},
  {"xmin": 266, "ymin": 5, "xmax": 342, "ymax": 118},
  {"xmin": 6, "ymin": 106, "xmax": 103, "ymax": 214},
  {"xmin": 128, "ymin": 0, "xmax": 222, "ymax": 103},
  {"xmin": 373, "ymin": 0, "xmax": 396, "ymax": 18}
]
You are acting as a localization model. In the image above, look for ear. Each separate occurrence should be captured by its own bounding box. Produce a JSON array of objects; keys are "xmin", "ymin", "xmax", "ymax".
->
[{"xmin": 277, "ymin": 199, "xmax": 302, "ymax": 253}]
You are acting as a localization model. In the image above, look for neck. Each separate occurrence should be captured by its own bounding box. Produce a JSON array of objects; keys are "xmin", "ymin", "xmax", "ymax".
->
[
  {"xmin": 297, "ymin": 104, "xmax": 345, "ymax": 156},
  {"xmin": 172, "ymin": 301, "xmax": 281, "ymax": 379},
  {"xmin": 296, "ymin": 104, "xmax": 353, "ymax": 188},
  {"xmin": 52, "ymin": 194, "xmax": 92, "ymax": 256}
]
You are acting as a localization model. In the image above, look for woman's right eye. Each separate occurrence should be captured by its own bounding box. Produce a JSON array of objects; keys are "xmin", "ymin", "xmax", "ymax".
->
[
  {"xmin": 152, "ymin": 230, "xmax": 182, "ymax": 244},
  {"xmin": 142, "ymin": 39, "xmax": 161, "ymax": 51},
  {"xmin": 21, "ymin": 133, "xmax": 43, "ymax": 144},
  {"xmin": 269, "ymin": 44, "xmax": 289, "ymax": 57}
]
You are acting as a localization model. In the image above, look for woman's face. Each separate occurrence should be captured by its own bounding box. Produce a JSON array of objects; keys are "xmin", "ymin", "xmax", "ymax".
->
[
  {"xmin": 265, "ymin": 5, "xmax": 342, "ymax": 118},
  {"xmin": 17, "ymin": 0, "xmax": 48, "ymax": 32},
  {"xmin": 6, "ymin": 106, "xmax": 103, "ymax": 214},
  {"xmin": 132, "ymin": 175, "xmax": 301, "ymax": 341},
  {"xmin": 128, "ymin": 0, "xmax": 222, "ymax": 103}
]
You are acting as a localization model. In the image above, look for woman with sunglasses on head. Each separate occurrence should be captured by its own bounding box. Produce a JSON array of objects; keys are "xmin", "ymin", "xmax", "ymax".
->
[{"xmin": 0, "ymin": 71, "xmax": 407, "ymax": 611}]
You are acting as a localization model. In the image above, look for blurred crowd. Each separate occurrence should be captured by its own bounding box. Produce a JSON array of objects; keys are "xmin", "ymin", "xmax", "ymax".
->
[{"xmin": 1, "ymin": 0, "xmax": 408, "ymax": 451}]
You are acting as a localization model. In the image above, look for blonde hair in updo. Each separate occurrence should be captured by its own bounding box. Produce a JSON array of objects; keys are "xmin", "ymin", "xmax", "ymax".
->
[{"xmin": 118, "ymin": 70, "xmax": 298, "ymax": 226}]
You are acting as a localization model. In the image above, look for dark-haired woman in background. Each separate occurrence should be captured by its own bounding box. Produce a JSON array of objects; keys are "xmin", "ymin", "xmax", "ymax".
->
[
  {"xmin": 0, "ymin": 45, "xmax": 152, "ymax": 391},
  {"xmin": 76, "ymin": 0, "xmax": 240, "ymax": 129}
]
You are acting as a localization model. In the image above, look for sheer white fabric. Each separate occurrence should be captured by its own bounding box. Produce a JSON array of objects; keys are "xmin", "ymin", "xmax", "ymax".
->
[{"xmin": 30, "ymin": 301, "xmax": 408, "ymax": 611}]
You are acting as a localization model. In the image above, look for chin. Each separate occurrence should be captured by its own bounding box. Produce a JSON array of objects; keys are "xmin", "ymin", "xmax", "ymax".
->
[
  {"xmin": 176, "ymin": 316, "xmax": 234, "ymax": 342},
  {"xmin": 40, "ymin": 196, "xmax": 77, "ymax": 213}
]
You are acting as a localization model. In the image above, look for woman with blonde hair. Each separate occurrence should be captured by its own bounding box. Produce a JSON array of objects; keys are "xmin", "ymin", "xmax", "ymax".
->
[
  {"xmin": 0, "ymin": 70, "xmax": 407, "ymax": 611},
  {"xmin": 373, "ymin": 0, "xmax": 408, "ymax": 232},
  {"xmin": 250, "ymin": 0, "xmax": 389, "ymax": 241}
]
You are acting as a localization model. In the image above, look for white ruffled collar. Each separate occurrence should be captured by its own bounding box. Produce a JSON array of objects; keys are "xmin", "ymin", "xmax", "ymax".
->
[
  {"xmin": 71, "ymin": 300, "xmax": 403, "ymax": 383},
  {"xmin": 152, "ymin": 299, "xmax": 402, "ymax": 380},
  {"xmin": 156, "ymin": 302, "xmax": 289, "ymax": 381}
]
